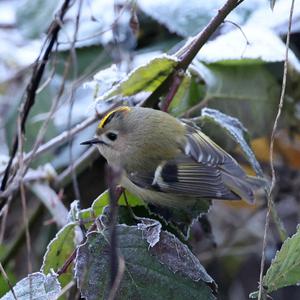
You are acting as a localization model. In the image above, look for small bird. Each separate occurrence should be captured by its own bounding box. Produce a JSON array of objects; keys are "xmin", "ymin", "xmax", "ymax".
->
[{"xmin": 81, "ymin": 106, "xmax": 263, "ymax": 208}]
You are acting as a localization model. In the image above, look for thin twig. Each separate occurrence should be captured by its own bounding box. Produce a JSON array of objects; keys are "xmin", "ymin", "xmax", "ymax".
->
[
  {"xmin": 57, "ymin": 221, "xmax": 98, "ymax": 276},
  {"xmin": 1, "ymin": 204, "xmax": 43, "ymax": 268},
  {"xmin": 17, "ymin": 113, "xmax": 32, "ymax": 297},
  {"xmin": 161, "ymin": 70, "xmax": 184, "ymax": 112},
  {"xmin": 0, "ymin": 0, "xmax": 73, "ymax": 196},
  {"xmin": 0, "ymin": 115, "xmax": 97, "ymax": 200},
  {"xmin": 0, "ymin": 198, "xmax": 10, "ymax": 242},
  {"xmin": 0, "ymin": 262, "xmax": 17, "ymax": 300},
  {"xmin": 57, "ymin": 248, "xmax": 78, "ymax": 276},
  {"xmin": 67, "ymin": 0, "xmax": 83, "ymax": 202},
  {"xmin": 258, "ymin": 1, "xmax": 295, "ymax": 299},
  {"xmin": 56, "ymin": 147, "xmax": 98, "ymax": 187}
]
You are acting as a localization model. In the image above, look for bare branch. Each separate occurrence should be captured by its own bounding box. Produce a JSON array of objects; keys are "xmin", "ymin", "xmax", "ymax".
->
[{"xmin": 1, "ymin": 0, "xmax": 73, "ymax": 192}]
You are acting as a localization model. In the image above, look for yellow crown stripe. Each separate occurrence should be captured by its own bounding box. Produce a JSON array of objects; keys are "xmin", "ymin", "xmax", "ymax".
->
[{"xmin": 98, "ymin": 106, "xmax": 131, "ymax": 128}]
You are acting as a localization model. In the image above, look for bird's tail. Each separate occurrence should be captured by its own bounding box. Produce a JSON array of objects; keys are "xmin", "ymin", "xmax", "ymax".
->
[{"xmin": 222, "ymin": 173, "xmax": 268, "ymax": 204}]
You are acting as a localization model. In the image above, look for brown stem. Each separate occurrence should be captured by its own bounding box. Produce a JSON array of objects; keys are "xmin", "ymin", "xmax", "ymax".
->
[
  {"xmin": 106, "ymin": 166, "xmax": 123, "ymax": 293},
  {"xmin": 144, "ymin": 0, "xmax": 244, "ymax": 111}
]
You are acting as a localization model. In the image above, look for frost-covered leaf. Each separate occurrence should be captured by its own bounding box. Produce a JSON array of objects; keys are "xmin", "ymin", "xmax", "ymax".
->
[
  {"xmin": 138, "ymin": 0, "xmax": 266, "ymax": 37},
  {"xmin": 85, "ymin": 65, "xmax": 127, "ymax": 100},
  {"xmin": 138, "ymin": 1, "xmax": 225, "ymax": 37},
  {"xmin": 148, "ymin": 200, "xmax": 211, "ymax": 239},
  {"xmin": 263, "ymin": 226, "xmax": 300, "ymax": 293},
  {"xmin": 59, "ymin": 1, "xmax": 135, "ymax": 49},
  {"xmin": 248, "ymin": 0, "xmax": 300, "ymax": 35},
  {"xmin": 200, "ymin": 108, "xmax": 264, "ymax": 177},
  {"xmin": 98, "ymin": 55, "xmax": 178, "ymax": 101},
  {"xmin": 16, "ymin": 0, "xmax": 59, "ymax": 38},
  {"xmin": 137, "ymin": 218, "xmax": 162, "ymax": 247},
  {"xmin": 41, "ymin": 223, "xmax": 76, "ymax": 288},
  {"xmin": 2, "ymin": 272, "xmax": 61, "ymax": 300},
  {"xmin": 197, "ymin": 26, "xmax": 300, "ymax": 72},
  {"xmin": 0, "ymin": 31, "xmax": 40, "ymax": 82},
  {"xmin": 75, "ymin": 225, "xmax": 215, "ymax": 300},
  {"xmin": 191, "ymin": 61, "xmax": 280, "ymax": 137}
]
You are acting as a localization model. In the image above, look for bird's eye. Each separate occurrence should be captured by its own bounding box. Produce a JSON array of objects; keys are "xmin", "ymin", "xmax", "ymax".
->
[{"xmin": 106, "ymin": 132, "xmax": 117, "ymax": 141}]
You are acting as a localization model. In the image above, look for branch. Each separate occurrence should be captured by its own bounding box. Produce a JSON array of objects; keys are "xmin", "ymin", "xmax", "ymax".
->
[
  {"xmin": 1, "ymin": 0, "xmax": 73, "ymax": 192},
  {"xmin": 0, "ymin": 115, "xmax": 97, "ymax": 204},
  {"xmin": 143, "ymin": 0, "xmax": 245, "ymax": 110}
]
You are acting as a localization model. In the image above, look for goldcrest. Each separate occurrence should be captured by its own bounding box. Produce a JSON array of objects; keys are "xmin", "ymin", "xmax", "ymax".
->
[{"xmin": 81, "ymin": 106, "xmax": 263, "ymax": 208}]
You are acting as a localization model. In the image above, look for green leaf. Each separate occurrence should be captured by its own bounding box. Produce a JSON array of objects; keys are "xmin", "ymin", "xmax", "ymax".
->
[
  {"xmin": 79, "ymin": 190, "xmax": 144, "ymax": 223},
  {"xmin": 2, "ymin": 272, "xmax": 61, "ymax": 300},
  {"xmin": 263, "ymin": 226, "xmax": 300, "ymax": 293},
  {"xmin": 168, "ymin": 74, "xmax": 205, "ymax": 117},
  {"xmin": 191, "ymin": 61, "xmax": 280, "ymax": 137},
  {"xmin": 99, "ymin": 55, "xmax": 178, "ymax": 101},
  {"xmin": 41, "ymin": 223, "xmax": 76, "ymax": 288},
  {"xmin": 75, "ymin": 224, "xmax": 216, "ymax": 300}
]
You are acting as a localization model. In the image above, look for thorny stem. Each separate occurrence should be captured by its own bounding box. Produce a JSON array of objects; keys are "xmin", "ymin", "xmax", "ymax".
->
[{"xmin": 258, "ymin": 0, "xmax": 295, "ymax": 299}]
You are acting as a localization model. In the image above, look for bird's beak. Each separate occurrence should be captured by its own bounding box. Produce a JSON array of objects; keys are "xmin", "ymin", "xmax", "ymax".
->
[{"xmin": 80, "ymin": 138, "xmax": 102, "ymax": 145}]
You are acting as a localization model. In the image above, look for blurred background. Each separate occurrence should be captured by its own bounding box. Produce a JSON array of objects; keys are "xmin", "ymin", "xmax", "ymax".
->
[{"xmin": 0, "ymin": 0, "xmax": 300, "ymax": 299}]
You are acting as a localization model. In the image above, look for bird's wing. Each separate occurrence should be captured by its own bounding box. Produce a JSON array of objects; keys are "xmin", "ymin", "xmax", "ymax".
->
[
  {"xmin": 183, "ymin": 124, "xmax": 246, "ymax": 177},
  {"xmin": 127, "ymin": 155, "xmax": 240, "ymax": 200}
]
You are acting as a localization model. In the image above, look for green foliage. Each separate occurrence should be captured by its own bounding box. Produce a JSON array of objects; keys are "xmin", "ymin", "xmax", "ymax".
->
[
  {"xmin": 168, "ymin": 74, "xmax": 205, "ymax": 116},
  {"xmin": 99, "ymin": 55, "xmax": 178, "ymax": 101},
  {"xmin": 263, "ymin": 226, "xmax": 300, "ymax": 293},
  {"xmin": 191, "ymin": 62, "xmax": 280, "ymax": 137},
  {"xmin": 75, "ymin": 224, "xmax": 216, "ymax": 300},
  {"xmin": 79, "ymin": 190, "xmax": 144, "ymax": 225},
  {"xmin": 41, "ymin": 223, "xmax": 76, "ymax": 288},
  {"xmin": 0, "ymin": 268, "xmax": 16, "ymax": 297},
  {"xmin": 2, "ymin": 0, "xmax": 300, "ymax": 299}
]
